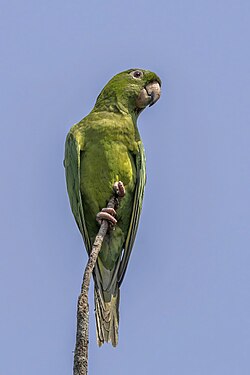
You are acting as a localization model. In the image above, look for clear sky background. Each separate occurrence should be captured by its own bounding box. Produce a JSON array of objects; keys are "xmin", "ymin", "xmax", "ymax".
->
[{"xmin": 1, "ymin": 0, "xmax": 250, "ymax": 374}]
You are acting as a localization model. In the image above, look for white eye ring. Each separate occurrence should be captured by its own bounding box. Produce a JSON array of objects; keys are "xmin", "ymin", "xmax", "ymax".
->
[{"xmin": 130, "ymin": 70, "xmax": 143, "ymax": 79}]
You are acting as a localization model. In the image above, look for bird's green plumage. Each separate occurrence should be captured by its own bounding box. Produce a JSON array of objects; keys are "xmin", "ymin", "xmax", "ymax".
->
[{"xmin": 64, "ymin": 68, "xmax": 161, "ymax": 346}]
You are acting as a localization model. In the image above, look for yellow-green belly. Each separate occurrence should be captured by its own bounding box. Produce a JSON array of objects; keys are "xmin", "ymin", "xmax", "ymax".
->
[{"xmin": 80, "ymin": 140, "xmax": 136, "ymax": 269}]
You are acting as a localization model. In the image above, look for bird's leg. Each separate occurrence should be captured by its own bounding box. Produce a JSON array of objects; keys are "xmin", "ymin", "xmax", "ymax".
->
[{"xmin": 96, "ymin": 181, "xmax": 126, "ymax": 227}]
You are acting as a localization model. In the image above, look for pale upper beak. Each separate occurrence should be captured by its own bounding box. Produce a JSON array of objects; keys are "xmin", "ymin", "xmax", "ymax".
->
[{"xmin": 136, "ymin": 81, "xmax": 161, "ymax": 109}]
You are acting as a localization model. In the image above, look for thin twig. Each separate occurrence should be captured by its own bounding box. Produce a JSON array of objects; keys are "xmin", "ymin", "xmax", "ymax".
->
[{"xmin": 73, "ymin": 183, "xmax": 124, "ymax": 375}]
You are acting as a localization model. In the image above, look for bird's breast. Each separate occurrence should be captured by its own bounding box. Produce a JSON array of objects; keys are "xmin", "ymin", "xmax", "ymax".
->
[{"xmin": 80, "ymin": 140, "xmax": 137, "ymax": 211}]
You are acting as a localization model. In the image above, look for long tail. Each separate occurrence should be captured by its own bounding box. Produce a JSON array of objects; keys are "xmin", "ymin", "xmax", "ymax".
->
[{"xmin": 94, "ymin": 285, "xmax": 120, "ymax": 347}]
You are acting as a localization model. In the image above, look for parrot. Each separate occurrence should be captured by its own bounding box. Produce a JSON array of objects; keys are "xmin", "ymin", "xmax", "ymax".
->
[{"xmin": 64, "ymin": 68, "xmax": 161, "ymax": 347}]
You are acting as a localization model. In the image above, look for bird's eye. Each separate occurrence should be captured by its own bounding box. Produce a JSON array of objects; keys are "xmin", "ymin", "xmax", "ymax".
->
[{"xmin": 131, "ymin": 70, "xmax": 143, "ymax": 79}]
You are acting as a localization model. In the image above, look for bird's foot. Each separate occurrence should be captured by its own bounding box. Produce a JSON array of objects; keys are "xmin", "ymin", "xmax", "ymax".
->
[
  {"xmin": 113, "ymin": 181, "xmax": 126, "ymax": 197},
  {"xmin": 96, "ymin": 207, "xmax": 117, "ymax": 226},
  {"xmin": 96, "ymin": 182, "xmax": 125, "ymax": 228}
]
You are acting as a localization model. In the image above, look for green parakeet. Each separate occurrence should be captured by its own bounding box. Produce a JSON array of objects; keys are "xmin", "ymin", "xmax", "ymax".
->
[{"xmin": 64, "ymin": 68, "xmax": 161, "ymax": 346}]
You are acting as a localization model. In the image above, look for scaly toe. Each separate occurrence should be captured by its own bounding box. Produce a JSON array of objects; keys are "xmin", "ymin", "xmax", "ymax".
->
[
  {"xmin": 113, "ymin": 181, "xmax": 126, "ymax": 197},
  {"xmin": 101, "ymin": 207, "xmax": 116, "ymax": 216},
  {"xmin": 96, "ymin": 212, "xmax": 117, "ymax": 226}
]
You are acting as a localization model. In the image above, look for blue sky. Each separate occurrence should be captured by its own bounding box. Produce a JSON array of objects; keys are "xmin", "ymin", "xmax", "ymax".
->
[{"xmin": 1, "ymin": 0, "xmax": 250, "ymax": 374}]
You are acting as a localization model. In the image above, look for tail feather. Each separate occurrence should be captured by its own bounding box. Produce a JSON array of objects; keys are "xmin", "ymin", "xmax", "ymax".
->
[{"xmin": 94, "ymin": 286, "xmax": 120, "ymax": 347}]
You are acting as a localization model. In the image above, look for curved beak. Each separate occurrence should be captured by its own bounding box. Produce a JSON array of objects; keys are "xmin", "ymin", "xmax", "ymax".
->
[
  {"xmin": 146, "ymin": 81, "xmax": 161, "ymax": 107},
  {"xmin": 136, "ymin": 80, "xmax": 161, "ymax": 109}
]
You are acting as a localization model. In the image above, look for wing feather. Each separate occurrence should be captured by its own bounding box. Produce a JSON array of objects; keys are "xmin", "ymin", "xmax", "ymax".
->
[
  {"xmin": 118, "ymin": 141, "xmax": 146, "ymax": 286},
  {"xmin": 64, "ymin": 132, "xmax": 91, "ymax": 253}
]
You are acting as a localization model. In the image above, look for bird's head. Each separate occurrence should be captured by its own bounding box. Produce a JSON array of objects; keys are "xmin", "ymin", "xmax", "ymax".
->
[{"xmin": 94, "ymin": 68, "xmax": 161, "ymax": 116}]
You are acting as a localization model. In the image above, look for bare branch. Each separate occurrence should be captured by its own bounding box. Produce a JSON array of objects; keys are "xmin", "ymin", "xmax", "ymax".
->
[{"xmin": 73, "ymin": 183, "xmax": 125, "ymax": 375}]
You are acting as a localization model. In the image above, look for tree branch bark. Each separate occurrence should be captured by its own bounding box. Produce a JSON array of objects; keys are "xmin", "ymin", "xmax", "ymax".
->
[{"xmin": 73, "ymin": 183, "xmax": 124, "ymax": 375}]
